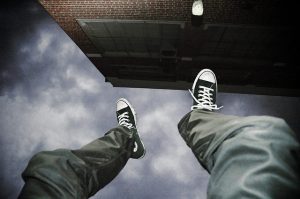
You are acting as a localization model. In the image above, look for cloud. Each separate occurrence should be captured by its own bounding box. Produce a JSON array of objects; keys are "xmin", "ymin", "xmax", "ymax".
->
[
  {"xmin": 0, "ymin": 1, "xmax": 49, "ymax": 95},
  {"xmin": 37, "ymin": 31, "xmax": 53, "ymax": 54}
]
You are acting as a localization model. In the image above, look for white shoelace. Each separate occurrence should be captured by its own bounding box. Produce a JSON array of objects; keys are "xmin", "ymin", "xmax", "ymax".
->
[
  {"xmin": 118, "ymin": 112, "xmax": 134, "ymax": 129},
  {"xmin": 189, "ymin": 86, "xmax": 223, "ymax": 111}
]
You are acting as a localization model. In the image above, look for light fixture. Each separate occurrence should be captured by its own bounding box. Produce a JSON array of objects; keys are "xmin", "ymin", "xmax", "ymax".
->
[{"xmin": 192, "ymin": 0, "xmax": 204, "ymax": 16}]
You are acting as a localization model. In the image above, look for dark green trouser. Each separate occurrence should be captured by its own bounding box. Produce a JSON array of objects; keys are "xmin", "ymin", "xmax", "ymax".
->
[
  {"xmin": 18, "ymin": 126, "xmax": 135, "ymax": 199},
  {"xmin": 19, "ymin": 111, "xmax": 300, "ymax": 199},
  {"xmin": 178, "ymin": 110, "xmax": 300, "ymax": 199}
]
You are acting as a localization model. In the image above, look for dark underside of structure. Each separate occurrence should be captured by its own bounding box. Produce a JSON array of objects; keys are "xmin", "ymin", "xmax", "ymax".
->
[{"xmin": 40, "ymin": 0, "xmax": 299, "ymax": 96}]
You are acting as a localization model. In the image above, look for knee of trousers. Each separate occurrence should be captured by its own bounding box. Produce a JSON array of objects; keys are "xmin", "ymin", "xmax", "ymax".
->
[
  {"xmin": 239, "ymin": 116, "xmax": 297, "ymax": 142},
  {"xmin": 203, "ymin": 116, "xmax": 298, "ymax": 172}
]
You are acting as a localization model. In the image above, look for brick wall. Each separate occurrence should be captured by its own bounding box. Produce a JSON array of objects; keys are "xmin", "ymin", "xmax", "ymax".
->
[
  {"xmin": 38, "ymin": 0, "xmax": 290, "ymax": 54},
  {"xmin": 38, "ymin": 0, "xmax": 193, "ymax": 54}
]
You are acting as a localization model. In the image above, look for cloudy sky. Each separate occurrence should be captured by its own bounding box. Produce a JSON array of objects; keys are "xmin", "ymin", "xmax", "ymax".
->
[{"xmin": 1, "ymin": 1, "xmax": 299, "ymax": 199}]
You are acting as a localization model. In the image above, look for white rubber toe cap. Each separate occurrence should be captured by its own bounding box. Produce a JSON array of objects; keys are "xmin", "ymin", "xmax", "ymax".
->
[
  {"xmin": 199, "ymin": 69, "xmax": 216, "ymax": 83},
  {"xmin": 116, "ymin": 99, "xmax": 128, "ymax": 111}
]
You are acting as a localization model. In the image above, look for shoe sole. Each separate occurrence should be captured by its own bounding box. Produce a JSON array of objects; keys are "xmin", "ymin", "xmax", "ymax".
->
[
  {"xmin": 116, "ymin": 98, "xmax": 146, "ymax": 159},
  {"xmin": 192, "ymin": 68, "xmax": 218, "ymax": 94}
]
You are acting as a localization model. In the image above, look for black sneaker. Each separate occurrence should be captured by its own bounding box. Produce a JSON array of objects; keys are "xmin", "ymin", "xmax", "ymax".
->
[
  {"xmin": 116, "ymin": 98, "xmax": 145, "ymax": 159},
  {"xmin": 189, "ymin": 69, "xmax": 223, "ymax": 111}
]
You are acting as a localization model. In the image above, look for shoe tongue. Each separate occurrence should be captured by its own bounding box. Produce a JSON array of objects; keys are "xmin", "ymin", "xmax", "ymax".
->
[
  {"xmin": 117, "ymin": 106, "xmax": 128, "ymax": 116},
  {"xmin": 117, "ymin": 106, "xmax": 136, "ymax": 128},
  {"xmin": 196, "ymin": 79, "xmax": 214, "ymax": 88}
]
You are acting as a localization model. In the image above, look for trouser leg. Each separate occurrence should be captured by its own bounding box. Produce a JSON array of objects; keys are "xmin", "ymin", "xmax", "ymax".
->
[
  {"xmin": 178, "ymin": 110, "xmax": 300, "ymax": 199},
  {"xmin": 19, "ymin": 126, "xmax": 135, "ymax": 199}
]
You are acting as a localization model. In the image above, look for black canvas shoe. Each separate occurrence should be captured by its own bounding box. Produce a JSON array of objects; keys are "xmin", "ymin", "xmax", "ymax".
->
[
  {"xmin": 189, "ymin": 69, "xmax": 223, "ymax": 111},
  {"xmin": 116, "ymin": 98, "xmax": 145, "ymax": 159}
]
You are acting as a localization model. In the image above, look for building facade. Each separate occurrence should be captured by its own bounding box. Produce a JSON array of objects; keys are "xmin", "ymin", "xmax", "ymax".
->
[{"xmin": 38, "ymin": 0, "xmax": 299, "ymax": 96}]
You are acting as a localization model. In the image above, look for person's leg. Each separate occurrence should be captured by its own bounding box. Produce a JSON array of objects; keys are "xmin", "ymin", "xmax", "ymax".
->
[
  {"xmin": 178, "ymin": 69, "xmax": 300, "ymax": 199},
  {"xmin": 179, "ymin": 110, "xmax": 300, "ymax": 199},
  {"xmin": 19, "ymin": 98, "xmax": 145, "ymax": 199}
]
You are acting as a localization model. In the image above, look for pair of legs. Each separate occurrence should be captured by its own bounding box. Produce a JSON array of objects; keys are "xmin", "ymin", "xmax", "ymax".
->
[{"xmin": 19, "ymin": 69, "xmax": 300, "ymax": 198}]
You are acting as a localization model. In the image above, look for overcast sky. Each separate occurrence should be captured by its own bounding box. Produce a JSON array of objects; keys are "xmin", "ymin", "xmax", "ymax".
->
[{"xmin": 1, "ymin": 1, "xmax": 299, "ymax": 199}]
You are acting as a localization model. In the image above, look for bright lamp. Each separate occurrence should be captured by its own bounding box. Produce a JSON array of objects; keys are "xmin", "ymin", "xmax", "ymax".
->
[{"xmin": 192, "ymin": 0, "xmax": 204, "ymax": 16}]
